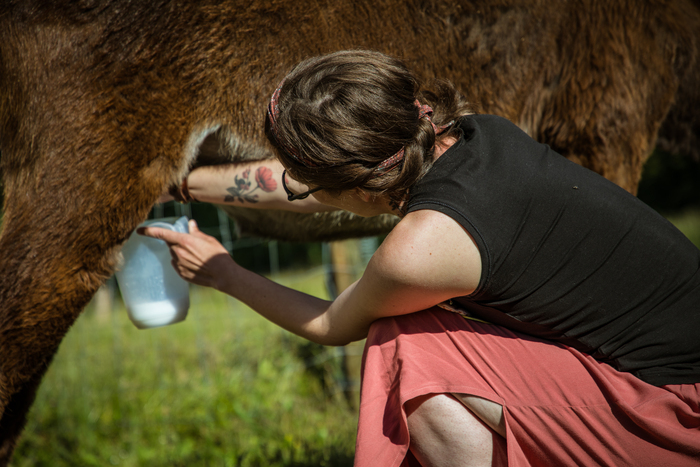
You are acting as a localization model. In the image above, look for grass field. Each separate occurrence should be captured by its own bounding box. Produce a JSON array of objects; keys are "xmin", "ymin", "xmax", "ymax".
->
[{"xmin": 13, "ymin": 269, "xmax": 358, "ymax": 467}]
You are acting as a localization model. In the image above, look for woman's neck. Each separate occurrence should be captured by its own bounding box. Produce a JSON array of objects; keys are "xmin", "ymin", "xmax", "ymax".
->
[
  {"xmin": 352, "ymin": 136, "xmax": 461, "ymax": 218},
  {"xmin": 433, "ymin": 136, "xmax": 458, "ymax": 161},
  {"xmin": 391, "ymin": 136, "xmax": 459, "ymax": 218}
]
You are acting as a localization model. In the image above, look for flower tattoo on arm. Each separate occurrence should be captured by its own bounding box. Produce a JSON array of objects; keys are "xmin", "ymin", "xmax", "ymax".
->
[{"xmin": 224, "ymin": 166, "xmax": 278, "ymax": 203}]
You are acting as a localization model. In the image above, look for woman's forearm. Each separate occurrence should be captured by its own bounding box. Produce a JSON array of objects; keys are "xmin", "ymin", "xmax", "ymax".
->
[
  {"xmin": 186, "ymin": 160, "xmax": 336, "ymax": 213},
  {"xmin": 215, "ymin": 260, "xmax": 358, "ymax": 345}
]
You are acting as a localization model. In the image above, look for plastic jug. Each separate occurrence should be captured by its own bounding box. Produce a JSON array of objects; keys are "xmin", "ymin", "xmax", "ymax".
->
[{"xmin": 115, "ymin": 216, "xmax": 190, "ymax": 329}]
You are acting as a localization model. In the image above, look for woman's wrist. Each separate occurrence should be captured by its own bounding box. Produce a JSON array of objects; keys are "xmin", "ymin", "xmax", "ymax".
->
[
  {"xmin": 169, "ymin": 176, "xmax": 197, "ymax": 203},
  {"xmin": 183, "ymin": 168, "xmax": 208, "ymax": 202},
  {"xmin": 212, "ymin": 257, "xmax": 240, "ymax": 294}
]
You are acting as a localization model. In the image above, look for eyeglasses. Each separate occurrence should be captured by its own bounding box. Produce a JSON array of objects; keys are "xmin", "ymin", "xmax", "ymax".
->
[{"xmin": 282, "ymin": 170, "xmax": 324, "ymax": 201}]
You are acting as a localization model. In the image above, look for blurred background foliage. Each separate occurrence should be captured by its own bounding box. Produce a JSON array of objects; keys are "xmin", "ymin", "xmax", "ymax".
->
[
  {"xmin": 637, "ymin": 149, "xmax": 700, "ymax": 216},
  {"xmin": 637, "ymin": 149, "xmax": 700, "ymax": 246}
]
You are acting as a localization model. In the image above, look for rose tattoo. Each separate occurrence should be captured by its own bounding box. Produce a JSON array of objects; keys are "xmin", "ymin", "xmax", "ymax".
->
[{"xmin": 225, "ymin": 166, "xmax": 278, "ymax": 203}]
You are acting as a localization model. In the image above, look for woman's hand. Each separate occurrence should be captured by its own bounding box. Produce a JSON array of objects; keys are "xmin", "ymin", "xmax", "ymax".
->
[{"xmin": 138, "ymin": 220, "xmax": 236, "ymax": 290}]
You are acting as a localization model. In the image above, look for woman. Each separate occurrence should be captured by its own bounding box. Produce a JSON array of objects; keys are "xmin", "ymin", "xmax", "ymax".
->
[{"xmin": 144, "ymin": 50, "xmax": 700, "ymax": 466}]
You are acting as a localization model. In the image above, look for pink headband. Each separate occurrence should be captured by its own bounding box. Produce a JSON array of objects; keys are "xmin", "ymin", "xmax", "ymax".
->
[
  {"xmin": 268, "ymin": 83, "xmax": 448, "ymax": 174},
  {"xmin": 268, "ymin": 80, "xmax": 316, "ymax": 165}
]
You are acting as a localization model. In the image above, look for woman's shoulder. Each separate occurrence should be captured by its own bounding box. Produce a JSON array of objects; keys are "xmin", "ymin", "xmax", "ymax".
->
[{"xmin": 370, "ymin": 209, "xmax": 482, "ymax": 297}]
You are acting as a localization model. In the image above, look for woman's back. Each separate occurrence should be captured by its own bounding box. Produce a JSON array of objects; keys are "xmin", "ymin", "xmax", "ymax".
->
[{"xmin": 408, "ymin": 114, "xmax": 700, "ymax": 386}]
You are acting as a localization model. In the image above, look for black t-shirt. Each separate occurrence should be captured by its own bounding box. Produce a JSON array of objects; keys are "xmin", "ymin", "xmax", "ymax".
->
[{"xmin": 407, "ymin": 114, "xmax": 700, "ymax": 386}]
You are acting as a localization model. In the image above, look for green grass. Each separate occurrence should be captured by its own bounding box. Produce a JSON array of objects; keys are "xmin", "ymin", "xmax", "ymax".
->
[{"xmin": 13, "ymin": 269, "xmax": 357, "ymax": 467}]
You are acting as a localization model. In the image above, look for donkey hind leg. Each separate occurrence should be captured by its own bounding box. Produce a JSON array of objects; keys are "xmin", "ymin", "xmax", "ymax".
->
[
  {"xmin": 0, "ymin": 194, "xmax": 158, "ymax": 465},
  {"xmin": 0, "ymin": 355, "xmax": 55, "ymax": 463},
  {"xmin": 0, "ymin": 196, "xmax": 128, "ymax": 466},
  {"xmin": 0, "ymin": 156, "xmax": 186, "ymax": 467},
  {"xmin": 0, "ymin": 111, "xmax": 214, "ymax": 463}
]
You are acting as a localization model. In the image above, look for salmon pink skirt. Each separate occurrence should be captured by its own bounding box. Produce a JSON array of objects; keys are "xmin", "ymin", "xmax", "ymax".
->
[{"xmin": 354, "ymin": 308, "xmax": 700, "ymax": 466}]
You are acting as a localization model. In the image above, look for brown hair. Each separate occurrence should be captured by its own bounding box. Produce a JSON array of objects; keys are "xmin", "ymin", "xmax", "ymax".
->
[{"xmin": 265, "ymin": 50, "xmax": 473, "ymax": 208}]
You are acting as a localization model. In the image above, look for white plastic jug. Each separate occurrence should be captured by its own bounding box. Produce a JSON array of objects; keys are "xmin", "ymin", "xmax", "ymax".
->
[{"xmin": 115, "ymin": 216, "xmax": 190, "ymax": 329}]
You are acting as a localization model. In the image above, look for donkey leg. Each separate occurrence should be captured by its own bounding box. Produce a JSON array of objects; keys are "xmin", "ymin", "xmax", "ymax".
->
[
  {"xmin": 0, "ymin": 355, "xmax": 54, "ymax": 462},
  {"xmin": 0, "ymin": 118, "xmax": 197, "ymax": 465},
  {"xmin": 0, "ymin": 186, "xmax": 133, "ymax": 465},
  {"xmin": 0, "ymin": 179, "xmax": 166, "ymax": 465}
]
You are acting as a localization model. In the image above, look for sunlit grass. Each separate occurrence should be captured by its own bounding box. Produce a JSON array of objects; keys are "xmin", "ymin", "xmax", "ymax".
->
[{"xmin": 14, "ymin": 269, "xmax": 357, "ymax": 467}]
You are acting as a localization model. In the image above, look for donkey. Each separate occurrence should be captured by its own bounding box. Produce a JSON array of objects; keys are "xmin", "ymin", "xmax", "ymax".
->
[{"xmin": 1, "ymin": 0, "xmax": 698, "ymax": 462}]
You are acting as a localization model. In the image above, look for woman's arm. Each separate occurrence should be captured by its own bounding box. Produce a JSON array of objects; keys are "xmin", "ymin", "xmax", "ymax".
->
[
  {"xmin": 140, "ymin": 220, "xmax": 346, "ymax": 343},
  {"xmin": 165, "ymin": 159, "xmax": 337, "ymax": 214},
  {"xmin": 140, "ymin": 210, "xmax": 481, "ymax": 346}
]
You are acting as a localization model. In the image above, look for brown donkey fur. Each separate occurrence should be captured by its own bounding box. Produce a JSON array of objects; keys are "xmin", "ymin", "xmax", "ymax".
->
[{"xmin": 1, "ymin": 0, "xmax": 699, "ymax": 462}]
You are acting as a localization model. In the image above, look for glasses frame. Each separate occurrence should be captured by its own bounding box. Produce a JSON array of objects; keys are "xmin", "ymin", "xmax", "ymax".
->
[{"xmin": 282, "ymin": 169, "xmax": 324, "ymax": 201}]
